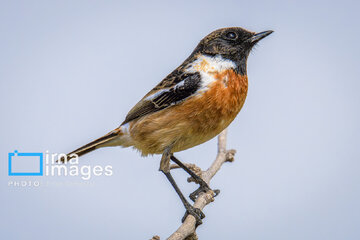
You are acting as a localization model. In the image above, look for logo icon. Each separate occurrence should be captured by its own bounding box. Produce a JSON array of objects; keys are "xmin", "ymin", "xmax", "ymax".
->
[{"xmin": 8, "ymin": 150, "xmax": 43, "ymax": 176}]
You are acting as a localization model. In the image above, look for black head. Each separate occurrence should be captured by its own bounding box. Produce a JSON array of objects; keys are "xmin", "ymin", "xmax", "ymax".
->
[{"xmin": 193, "ymin": 27, "xmax": 273, "ymax": 74}]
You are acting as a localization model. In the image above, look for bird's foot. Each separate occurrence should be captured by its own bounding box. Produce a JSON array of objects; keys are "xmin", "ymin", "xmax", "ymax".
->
[
  {"xmin": 189, "ymin": 180, "xmax": 220, "ymax": 202},
  {"xmin": 182, "ymin": 204, "xmax": 205, "ymax": 226}
]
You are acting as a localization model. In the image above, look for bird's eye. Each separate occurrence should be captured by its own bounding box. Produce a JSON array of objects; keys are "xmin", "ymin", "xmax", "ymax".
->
[{"xmin": 225, "ymin": 31, "xmax": 237, "ymax": 40}]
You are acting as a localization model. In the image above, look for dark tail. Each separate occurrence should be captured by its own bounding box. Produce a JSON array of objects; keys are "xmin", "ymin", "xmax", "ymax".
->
[{"xmin": 58, "ymin": 128, "xmax": 122, "ymax": 163}]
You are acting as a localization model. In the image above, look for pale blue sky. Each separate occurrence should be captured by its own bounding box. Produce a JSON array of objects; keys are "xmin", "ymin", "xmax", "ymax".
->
[{"xmin": 1, "ymin": 0, "xmax": 360, "ymax": 239}]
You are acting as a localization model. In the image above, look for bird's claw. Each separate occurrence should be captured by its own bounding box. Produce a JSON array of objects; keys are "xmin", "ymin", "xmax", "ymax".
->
[
  {"xmin": 182, "ymin": 205, "xmax": 205, "ymax": 226},
  {"xmin": 189, "ymin": 182, "xmax": 220, "ymax": 202}
]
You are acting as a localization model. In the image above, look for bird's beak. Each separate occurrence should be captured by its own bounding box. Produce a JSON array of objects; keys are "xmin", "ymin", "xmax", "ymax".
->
[{"xmin": 248, "ymin": 30, "xmax": 274, "ymax": 44}]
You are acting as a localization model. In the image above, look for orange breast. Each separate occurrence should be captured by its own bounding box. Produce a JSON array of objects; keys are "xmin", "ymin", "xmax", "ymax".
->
[{"xmin": 129, "ymin": 69, "xmax": 248, "ymax": 155}]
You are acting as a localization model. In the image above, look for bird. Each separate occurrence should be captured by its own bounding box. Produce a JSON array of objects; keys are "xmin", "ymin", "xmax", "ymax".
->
[{"xmin": 59, "ymin": 27, "xmax": 273, "ymax": 225}]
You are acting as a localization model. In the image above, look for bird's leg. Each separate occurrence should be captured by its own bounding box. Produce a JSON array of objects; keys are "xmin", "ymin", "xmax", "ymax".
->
[
  {"xmin": 170, "ymin": 155, "xmax": 220, "ymax": 202},
  {"xmin": 159, "ymin": 147, "xmax": 205, "ymax": 226}
]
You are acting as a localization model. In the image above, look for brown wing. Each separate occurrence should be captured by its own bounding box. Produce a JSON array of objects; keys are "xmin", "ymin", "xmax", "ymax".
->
[{"xmin": 121, "ymin": 72, "xmax": 201, "ymax": 125}]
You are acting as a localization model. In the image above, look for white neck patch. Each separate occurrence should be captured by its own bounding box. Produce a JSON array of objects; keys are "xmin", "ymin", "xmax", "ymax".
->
[
  {"xmin": 186, "ymin": 54, "xmax": 236, "ymax": 91},
  {"xmin": 187, "ymin": 54, "xmax": 236, "ymax": 73}
]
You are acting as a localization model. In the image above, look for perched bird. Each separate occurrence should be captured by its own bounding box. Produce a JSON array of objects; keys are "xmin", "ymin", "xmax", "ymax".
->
[{"xmin": 60, "ymin": 27, "xmax": 273, "ymax": 225}]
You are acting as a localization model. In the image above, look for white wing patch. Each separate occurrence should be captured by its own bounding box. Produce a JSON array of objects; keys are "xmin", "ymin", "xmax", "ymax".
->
[
  {"xmin": 144, "ymin": 88, "xmax": 167, "ymax": 101},
  {"xmin": 144, "ymin": 80, "xmax": 187, "ymax": 101},
  {"xmin": 186, "ymin": 54, "xmax": 236, "ymax": 93}
]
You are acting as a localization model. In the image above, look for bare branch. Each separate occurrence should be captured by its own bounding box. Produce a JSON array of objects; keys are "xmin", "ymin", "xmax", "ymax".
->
[{"xmin": 164, "ymin": 128, "xmax": 235, "ymax": 240}]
